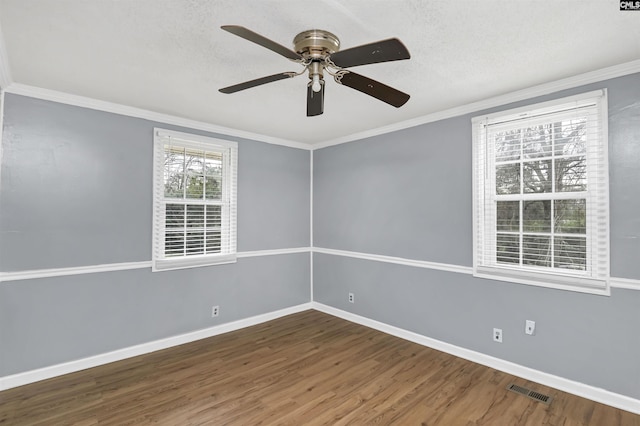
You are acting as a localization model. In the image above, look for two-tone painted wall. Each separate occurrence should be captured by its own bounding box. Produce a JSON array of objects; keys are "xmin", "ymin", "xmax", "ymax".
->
[
  {"xmin": 1, "ymin": 71, "xmax": 639, "ymax": 411},
  {"xmin": 313, "ymin": 72, "xmax": 640, "ymax": 401},
  {"xmin": 0, "ymin": 94, "xmax": 311, "ymax": 377}
]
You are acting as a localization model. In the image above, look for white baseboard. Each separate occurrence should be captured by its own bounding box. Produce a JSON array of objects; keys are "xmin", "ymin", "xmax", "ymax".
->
[
  {"xmin": 311, "ymin": 302, "xmax": 640, "ymax": 415},
  {"xmin": 0, "ymin": 303, "xmax": 312, "ymax": 391},
  {"xmin": 3, "ymin": 301, "xmax": 638, "ymax": 416}
]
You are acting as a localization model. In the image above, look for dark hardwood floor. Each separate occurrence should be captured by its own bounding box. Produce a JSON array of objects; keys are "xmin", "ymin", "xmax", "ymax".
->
[{"xmin": 1, "ymin": 310, "xmax": 638, "ymax": 425}]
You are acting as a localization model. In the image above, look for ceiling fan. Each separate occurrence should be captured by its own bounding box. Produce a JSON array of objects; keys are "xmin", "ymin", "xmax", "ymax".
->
[{"xmin": 219, "ymin": 25, "xmax": 411, "ymax": 117}]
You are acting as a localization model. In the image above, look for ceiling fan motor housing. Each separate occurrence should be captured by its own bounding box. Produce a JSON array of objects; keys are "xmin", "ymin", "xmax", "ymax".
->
[{"xmin": 293, "ymin": 29, "xmax": 340, "ymax": 59}]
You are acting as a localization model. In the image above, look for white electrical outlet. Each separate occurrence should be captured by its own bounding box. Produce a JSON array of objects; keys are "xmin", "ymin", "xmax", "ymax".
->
[
  {"xmin": 525, "ymin": 320, "xmax": 536, "ymax": 335},
  {"xmin": 348, "ymin": 292, "xmax": 355, "ymax": 303},
  {"xmin": 212, "ymin": 305, "xmax": 219, "ymax": 317},
  {"xmin": 493, "ymin": 328, "xmax": 503, "ymax": 343}
]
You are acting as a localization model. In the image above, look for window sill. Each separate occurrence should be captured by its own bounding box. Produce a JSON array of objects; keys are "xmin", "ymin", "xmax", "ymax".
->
[
  {"xmin": 473, "ymin": 266, "xmax": 610, "ymax": 295},
  {"xmin": 152, "ymin": 253, "xmax": 237, "ymax": 272}
]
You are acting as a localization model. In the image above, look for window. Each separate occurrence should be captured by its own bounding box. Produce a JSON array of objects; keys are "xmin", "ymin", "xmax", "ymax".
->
[
  {"xmin": 152, "ymin": 128, "xmax": 237, "ymax": 271},
  {"xmin": 472, "ymin": 90, "xmax": 609, "ymax": 294}
]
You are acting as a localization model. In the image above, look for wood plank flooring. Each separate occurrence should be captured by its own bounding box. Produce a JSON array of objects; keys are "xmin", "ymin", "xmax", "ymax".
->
[{"xmin": 1, "ymin": 310, "xmax": 638, "ymax": 425}]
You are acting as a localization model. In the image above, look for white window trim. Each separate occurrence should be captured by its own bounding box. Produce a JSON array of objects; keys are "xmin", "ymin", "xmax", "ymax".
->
[
  {"xmin": 472, "ymin": 90, "xmax": 610, "ymax": 295},
  {"xmin": 152, "ymin": 128, "xmax": 238, "ymax": 272}
]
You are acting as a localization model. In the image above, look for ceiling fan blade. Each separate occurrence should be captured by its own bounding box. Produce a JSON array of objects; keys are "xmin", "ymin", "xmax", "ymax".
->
[
  {"xmin": 337, "ymin": 71, "xmax": 410, "ymax": 108},
  {"xmin": 307, "ymin": 81, "xmax": 324, "ymax": 117},
  {"xmin": 219, "ymin": 72, "xmax": 295, "ymax": 94},
  {"xmin": 329, "ymin": 38, "xmax": 410, "ymax": 68},
  {"xmin": 221, "ymin": 25, "xmax": 303, "ymax": 61}
]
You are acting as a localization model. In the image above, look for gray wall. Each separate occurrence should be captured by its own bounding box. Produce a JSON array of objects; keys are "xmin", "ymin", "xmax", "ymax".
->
[
  {"xmin": 314, "ymin": 73, "xmax": 640, "ymax": 399},
  {"xmin": 2, "ymin": 71, "xmax": 639, "ymax": 402},
  {"xmin": 0, "ymin": 94, "xmax": 310, "ymax": 375}
]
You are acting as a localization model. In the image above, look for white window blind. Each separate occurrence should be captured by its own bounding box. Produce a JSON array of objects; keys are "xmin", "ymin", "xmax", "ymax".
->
[
  {"xmin": 152, "ymin": 128, "xmax": 238, "ymax": 271},
  {"xmin": 472, "ymin": 90, "xmax": 609, "ymax": 294}
]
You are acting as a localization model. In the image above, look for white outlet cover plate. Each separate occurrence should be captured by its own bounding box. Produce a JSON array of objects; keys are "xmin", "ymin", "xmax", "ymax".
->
[{"xmin": 525, "ymin": 320, "xmax": 536, "ymax": 335}]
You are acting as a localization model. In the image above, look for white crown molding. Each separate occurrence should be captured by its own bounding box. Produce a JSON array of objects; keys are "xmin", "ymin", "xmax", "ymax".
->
[
  {"xmin": 0, "ymin": 303, "xmax": 313, "ymax": 391},
  {"xmin": 312, "ymin": 59, "xmax": 640, "ymax": 150},
  {"xmin": 311, "ymin": 302, "xmax": 640, "ymax": 415},
  {"xmin": 313, "ymin": 247, "xmax": 473, "ymax": 275},
  {"xmin": 3, "ymin": 83, "xmax": 310, "ymax": 151},
  {"xmin": 3, "ymin": 61, "xmax": 639, "ymax": 151}
]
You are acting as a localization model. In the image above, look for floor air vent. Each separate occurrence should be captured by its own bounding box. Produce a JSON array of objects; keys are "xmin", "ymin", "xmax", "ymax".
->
[{"xmin": 506, "ymin": 383, "xmax": 553, "ymax": 405}]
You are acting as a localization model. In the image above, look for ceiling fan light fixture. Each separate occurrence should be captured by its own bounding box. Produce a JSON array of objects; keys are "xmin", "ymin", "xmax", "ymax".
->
[
  {"xmin": 309, "ymin": 61, "xmax": 324, "ymax": 93},
  {"xmin": 311, "ymin": 74, "xmax": 322, "ymax": 93}
]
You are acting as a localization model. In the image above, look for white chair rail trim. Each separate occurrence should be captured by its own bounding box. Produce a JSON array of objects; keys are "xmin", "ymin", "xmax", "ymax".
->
[{"xmin": 1, "ymin": 247, "xmax": 637, "ymax": 290}]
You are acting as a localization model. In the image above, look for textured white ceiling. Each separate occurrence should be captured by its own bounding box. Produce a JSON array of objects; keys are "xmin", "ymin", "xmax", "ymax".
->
[{"xmin": 1, "ymin": 0, "xmax": 639, "ymax": 145}]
